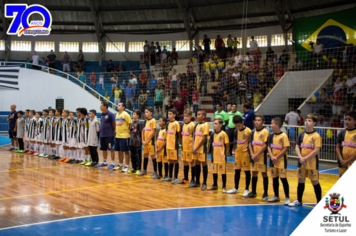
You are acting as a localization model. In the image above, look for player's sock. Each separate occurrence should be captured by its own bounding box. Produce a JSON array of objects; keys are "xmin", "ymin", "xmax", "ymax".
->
[
  {"xmin": 169, "ymin": 163, "xmax": 174, "ymax": 178},
  {"xmin": 196, "ymin": 165, "xmax": 201, "ymax": 184},
  {"xmin": 222, "ymin": 174, "xmax": 227, "ymax": 189},
  {"xmin": 281, "ymin": 178, "xmax": 289, "ymax": 198},
  {"xmin": 313, "ymin": 183, "xmax": 322, "ymax": 203},
  {"xmin": 202, "ymin": 166, "xmax": 208, "ymax": 185},
  {"xmin": 252, "ymin": 176, "xmax": 258, "ymax": 193},
  {"xmin": 174, "ymin": 163, "xmax": 179, "ymax": 179},
  {"xmin": 56, "ymin": 146, "xmax": 60, "ymax": 157},
  {"xmin": 71, "ymin": 150, "xmax": 75, "ymax": 159},
  {"xmin": 152, "ymin": 159, "xmax": 157, "ymax": 173},
  {"xmin": 164, "ymin": 163, "xmax": 169, "ymax": 177},
  {"xmin": 77, "ymin": 149, "xmax": 81, "ymax": 160},
  {"xmin": 235, "ymin": 169, "xmax": 241, "ymax": 189},
  {"xmin": 263, "ymin": 177, "xmax": 269, "ymax": 195},
  {"xmin": 297, "ymin": 183, "xmax": 305, "ymax": 203},
  {"xmin": 273, "ymin": 177, "xmax": 279, "ymax": 197},
  {"xmin": 143, "ymin": 158, "xmax": 148, "ymax": 171},
  {"xmin": 158, "ymin": 162, "xmax": 163, "ymax": 176},
  {"xmin": 191, "ymin": 166, "xmax": 195, "ymax": 181},
  {"xmin": 184, "ymin": 165, "xmax": 189, "ymax": 180},
  {"xmin": 41, "ymin": 145, "xmax": 44, "ymax": 154},
  {"xmin": 213, "ymin": 173, "xmax": 218, "ymax": 186},
  {"xmin": 87, "ymin": 155, "xmax": 91, "ymax": 161},
  {"xmin": 245, "ymin": 171, "xmax": 251, "ymax": 190}
]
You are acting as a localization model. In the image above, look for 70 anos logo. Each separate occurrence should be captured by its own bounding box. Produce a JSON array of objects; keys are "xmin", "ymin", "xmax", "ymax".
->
[{"xmin": 5, "ymin": 4, "xmax": 52, "ymax": 37}]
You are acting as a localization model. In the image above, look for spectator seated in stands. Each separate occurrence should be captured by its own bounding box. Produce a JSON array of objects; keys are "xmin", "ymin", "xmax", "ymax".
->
[
  {"xmin": 104, "ymin": 60, "xmax": 115, "ymax": 74},
  {"xmin": 252, "ymin": 46, "xmax": 262, "ymax": 64},
  {"xmin": 40, "ymin": 57, "xmax": 47, "ymax": 71},
  {"xmin": 293, "ymin": 58, "xmax": 303, "ymax": 70},
  {"xmin": 155, "ymin": 56, "xmax": 161, "ymax": 71},
  {"xmin": 129, "ymin": 71, "xmax": 138, "ymax": 89},
  {"xmin": 244, "ymin": 52, "xmax": 253, "ymax": 66},
  {"xmin": 139, "ymin": 69, "xmax": 148, "ymax": 89},
  {"xmin": 331, "ymin": 115, "xmax": 343, "ymax": 132},
  {"xmin": 253, "ymin": 88, "xmax": 264, "ymax": 109},
  {"xmin": 116, "ymin": 61, "xmax": 125, "ymax": 76},
  {"xmin": 110, "ymin": 73, "xmax": 118, "ymax": 97},
  {"xmin": 72, "ymin": 61, "xmax": 80, "ymax": 73},
  {"xmin": 332, "ymin": 88, "xmax": 344, "ymax": 115},
  {"xmin": 316, "ymin": 115, "xmax": 329, "ymax": 127},
  {"xmin": 249, "ymin": 71, "xmax": 258, "ymax": 92}
]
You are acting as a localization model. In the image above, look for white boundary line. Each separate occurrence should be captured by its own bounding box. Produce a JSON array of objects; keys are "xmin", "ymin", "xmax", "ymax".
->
[
  {"xmin": 0, "ymin": 203, "xmax": 314, "ymax": 231},
  {"xmin": 319, "ymin": 167, "xmax": 338, "ymax": 173}
]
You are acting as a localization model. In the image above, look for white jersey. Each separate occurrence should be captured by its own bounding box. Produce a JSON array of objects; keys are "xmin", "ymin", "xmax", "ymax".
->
[
  {"xmin": 42, "ymin": 116, "xmax": 51, "ymax": 141},
  {"xmin": 49, "ymin": 117, "xmax": 57, "ymax": 141},
  {"xmin": 35, "ymin": 118, "xmax": 44, "ymax": 137},
  {"xmin": 69, "ymin": 119, "xmax": 78, "ymax": 139},
  {"xmin": 28, "ymin": 117, "xmax": 37, "ymax": 139},
  {"xmin": 78, "ymin": 117, "xmax": 90, "ymax": 144},
  {"xmin": 54, "ymin": 117, "xmax": 64, "ymax": 142},
  {"xmin": 62, "ymin": 118, "xmax": 70, "ymax": 143}
]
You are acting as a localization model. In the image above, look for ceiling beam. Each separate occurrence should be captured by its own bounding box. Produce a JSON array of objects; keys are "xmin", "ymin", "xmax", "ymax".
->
[{"xmin": 89, "ymin": 0, "xmax": 104, "ymax": 65}]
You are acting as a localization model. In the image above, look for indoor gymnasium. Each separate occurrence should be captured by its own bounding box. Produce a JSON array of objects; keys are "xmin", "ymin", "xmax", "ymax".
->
[{"xmin": 0, "ymin": 0, "xmax": 355, "ymax": 235}]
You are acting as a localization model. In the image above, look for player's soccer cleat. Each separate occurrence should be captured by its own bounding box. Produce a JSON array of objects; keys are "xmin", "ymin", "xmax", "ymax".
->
[
  {"xmin": 38, "ymin": 153, "xmax": 44, "ymax": 157},
  {"xmin": 89, "ymin": 162, "xmax": 97, "ymax": 167},
  {"xmin": 208, "ymin": 185, "xmax": 218, "ymax": 190},
  {"xmin": 19, "ymin": 150, "xmax": 24, "ymax": 153},
  {"xmin": 23, "ymin": 150, "xmax": 28, "ymax": 153},
  {"xmin": 246, "ymin": 192, "xmax": 257, "ymax": 198},
  {"xmin": 64, "ymin": 158, "xmax": 71, "ymax": 163},
  {"xmin": 127, "ymin": 169, "xmax": 136, "ymax": 174},
  {"xmin": 69, "ymin": 160, "xmax": 77, "ymax": 164},
  {"xmin": 137, "ymin": 170, "xmax": 147, "ymax": 176},
  {"xmin": 152, "ymin": 173, "xmax": 161, "ymax": 179},
  {"xmin": 95, "ymin": 162, "xmax": 108, "ymax": 168},
  {"xmin": 188, "ymin": 180, "xmax": 200, "ymax": 188},
  {"xmin": 268, "ymin": 196, "xmax": 280, "ymax": 202},
  {"xmin": 107, "ymin": 163, "xmax": 115, "ymax": 170},
  {"xmin": 122, "ymin": 166, "xmax": 129, "ymax": 172},
  {"xmin": 113, "ymin": 165, "xmax": 123, "ymax": 171},
  {"xmin": 288, "ymin": 200, "xmax": 302, "ymax": 207},
  {"xmin": 53, "ymin": 156, "xmax": 61, "ymax": 160},
  {"xmin": 80, "ymin": 161, "xmax": 87, "ymax": 165},
  {"xmin": 171, "ymin": 178, "xmax": 179, "ymax": 184},
  {"xmin": 284, "ymin": 198, "xmax": 291, "ymax": 206},
  {"xmin": 58, "ymin": 158, "xmax": 66, "ymax": 162},
  {"xmin": 8, "ymin": 148, "xmax": 15, "ymax": 151},
  {"xmin": 85, "ymin": 161, "xmax": 92, "ymax": 166},
  {"xmin": 49, "ymin": 155, "xmax": 56, "ymax": 159},
  {"xmin": 222, "ymin": 188, "xmax": 227, "ymax": 193},
  {"xmin": 177, "ymin": 179, "xmax": 186, "ymax": 184},
  {"xmin": 28, "ymin": 151, "xmax": 34, "ymax": 154},
  {"xmin": 162, "ymin": 177, "xmax": 172, "ymax": 182},
  {"xmin": 33, "ymin": 152, "xmax": 39, "ymax": 156},
  {"xmin": 262, "ymin": 194, "xmax": 268, "ymax": 202},
  {"xmin": 242, "ymin": 189, "xmax": 250, "ymax": 197},
  {"xmin": 201, "ymin": 184, "xmax": 207, "ymax": 191},
  {"xmin": 75, "ymin": 160, "xmax": 81, "ymax": 164},
  {"xmin": 135, "ymin": 170, "xmax": 141, "ymax": 175},
  {"xmin": 227, "ymin": 188, "xmax": 238, "ymax": 194},
  {"xmin": 15, "ymin": 150, "xmax": 21, "ymax": 153}
]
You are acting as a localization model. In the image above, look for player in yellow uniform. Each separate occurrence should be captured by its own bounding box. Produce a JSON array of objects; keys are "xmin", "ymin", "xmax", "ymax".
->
[
  {"xmin": 156, "ymin": 117, "xmax": 168, "ymax": 179},
  {"xmin": 267, "ymin": 118, "xmax": 290, "ymax": 205},
  {"xmin": 192, "ymin": 110, "xmax": 210, "ymax": 190},
  {"xmin": 178, "ymin": 109, "xmax": 196, "ymax": 185},
  {"xmin": 164, "ymin": 109, "xmax": 181, "ymax": 183},
  {"xmin": 138, "ymin": 107, "xmax": 157, "ymax": 177},
  {"xmin": 247, "ymin": 115, "xmax": 269, "ymax": 201},
  {"xmin": 336, "ymin": 111, "xmax": 356, "ymax": 177},
  {"xmin": 227, "ymin": 115, "xmax": 251, "ymax": 197},
  {"xmin": 208, "ymin": 118, "xmax": 229, "ymax": 192},
  {"xmin": 289, "ymin": 114, "xmax": 322, "ymax": 206}
]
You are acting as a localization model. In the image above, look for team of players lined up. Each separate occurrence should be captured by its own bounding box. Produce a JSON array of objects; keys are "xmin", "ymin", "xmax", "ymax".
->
[{"xmin": 13, "ymin": 105, "xmax": 356, "ymax": 206}]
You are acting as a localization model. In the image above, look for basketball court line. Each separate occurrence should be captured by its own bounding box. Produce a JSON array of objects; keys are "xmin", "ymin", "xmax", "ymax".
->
[
  {"xmin": 0, "ymin": 165, "xmax": 64, "ymax": 173},
  {"xmin": 0, "ymin": 178, "xmax": 153, "ymax": 201},
  {"xmin": 0, "ymin": 203, "xmax": 314, "ymax": 231}
]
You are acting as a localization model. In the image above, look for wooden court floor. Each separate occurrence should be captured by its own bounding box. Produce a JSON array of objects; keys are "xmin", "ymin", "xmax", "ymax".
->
[{"xmin": 0, "ymin": 144, "xmax": 338, "ymax": 229}]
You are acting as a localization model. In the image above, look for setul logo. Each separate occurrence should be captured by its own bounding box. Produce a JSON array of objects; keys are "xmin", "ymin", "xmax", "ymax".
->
[
  {"xmin": 324, "ymin": 193, "xmax": 346, "ymax": 215},
  {"xmin": 5, "ymin": 4, "xmax": 52, "ymax": 36}
]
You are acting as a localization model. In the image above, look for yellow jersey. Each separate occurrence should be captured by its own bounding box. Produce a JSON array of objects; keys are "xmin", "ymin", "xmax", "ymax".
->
[
  {"xmin": 267, "ymin": 132, "xmax": 290, "ymax": 169},
  {"xmin": 297, "ymin": 131, "xmax": 322, "ymax": 169},
  {"xmin": 249, "ymin": 128, "xmax": 269, "ymax": 164},
  {"xmin": 210, "ymin": 63, "xmax": 216, "ymax": 70},
  {"xmin": 209, "ymin": 130, "xmax": 229, "ymax": 163},
  {"xmin": 204, "ymin": 62, "xmax": 210, "ymax": 72},
  {"xmin": 193, "ymin": 122, "xmax": 209, "ymax": 153},
  {"xmin": 181, "ymin": 121, "xmax": 195, "ymax": 151},
  {"xmin": 235, "ymin": 127, "xmax": 251, "ymax": 153},
  {"xmin": 143, "ymin": 118, "xmax": 156, "ymax": 145},
  {"xmin": 166, "ymin": 120, "xmax": 180, "ymax": 150},
  {"xmin": 157, "ymin": 128, "xmax": 167, "ymax": 155},
  {"xmin": 115, "ymin": 111, "xmax": 132, "ymax": 139},
  {"xmin": 337, "ymin": 128, "xmax": 356, "ymax": 166},
  {"xmin": 114, "ymin": 90, "xmax": 122, "ymax": 99}
]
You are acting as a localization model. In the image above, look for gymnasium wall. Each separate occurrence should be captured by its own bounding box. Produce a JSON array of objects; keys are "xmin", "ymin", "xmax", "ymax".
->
[
  {"xmin": 0, "ymin": 68, "xmax": 109, "ymax": 112},
  {"xmin": 255, "ymin": 69, "xmax": 334, "ymax": 116},
  {"xmin": 4, "ymin": 25, "xmax": 291, "ymax": 62}
]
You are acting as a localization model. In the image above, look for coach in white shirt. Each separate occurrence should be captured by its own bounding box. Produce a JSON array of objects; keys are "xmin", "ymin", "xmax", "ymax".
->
[
  {"xmin": 249, "ymin": 36, "xmax": 258, "ymax": 53},
  {"xmin": 285, "ymin": 107, "xmax": 300, "ymax": 127},
  {"xmin": 32, "ymin": 51, "xmax": 40, "ymax": 70}
]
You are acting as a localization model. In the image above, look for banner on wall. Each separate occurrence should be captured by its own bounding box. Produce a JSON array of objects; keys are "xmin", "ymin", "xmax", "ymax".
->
[{"xmin": 294, "ymin": 7, "xmax": 356, "ymax": 52}]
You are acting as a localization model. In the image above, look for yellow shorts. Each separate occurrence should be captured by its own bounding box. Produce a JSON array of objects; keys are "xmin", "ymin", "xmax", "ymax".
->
[
  {"xmin": 235, "ymin": 152, "xmax": 250, "ymax": 170},
  {"xmin": 157, "ymin": 152, "xmax": 168, "ymax": 163},
  {"xmin": 181, "ymin": 151, "xmax": 194, "ymax": 162},
  {"xmin": 193, "ymin": 153, "xmax": 206, "ymax": 162},
  {"xmin": 297, "ymin": 168, "xmax": 319, "ymax": 181},
  {"xmin": 212, "ymin": 163, "xmax": 226, "ymax": 174},
  {"xmin": 143, "ymin": 145, "xmax": 155, "ymax": 155},
  {"xmin": 269, "ymin": 167, "xmax": 287, "ymax": 178},
  {"xmin": 167, "ymin": 149, "xmax": 178, "ymax": 160}
]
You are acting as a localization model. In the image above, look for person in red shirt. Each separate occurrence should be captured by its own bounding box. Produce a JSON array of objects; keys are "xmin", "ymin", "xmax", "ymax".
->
[
  {"xmin": 90, "ymin": 70, "xmax": 96, "ymax": 88},
  {"xmin": 180, "ymin": 85, "xmax": 187, "ymax": 102},
  {"xmin": 192, "ymin": 87, "xmax": 199, "ymax": 113},
  {"xmin": 296, "ymin": 110, "xmax": 304, "ymax": 125},
  {"xmin": 140, "ymin": 70, "xmax": 147, "ymax": 88},
  {"xmin": 275, "ymin": 63, "xmax": 285, "ymax": 82},
  {"xmin": 332, "ymin": 88, "xmax": 344, "ymax": 115},
  {"xmin": 215, "ymin": 35, "xmax": 224, "ymax": 56},
  {"xmin": 172, "ymin": 48, "xmax": 179, "ymax": 65},
  {"xmin": 174, "ymin": 96, "xmax": 186, "ymax": 115},
  {"xmin": 252, "ymin": 46, "xmax": 262, "ymax": 64},
  {"xmin": 164, "ymin": 76, "xmax": 171, "ymax": 96}
]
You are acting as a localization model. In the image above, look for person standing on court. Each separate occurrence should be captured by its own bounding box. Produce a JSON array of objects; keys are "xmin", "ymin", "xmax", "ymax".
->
[
  {"xmin": 242, "ymin": 103, "xmax": 255, "ymax": 130},
  {"xmin": 96, "ymin": 101, "xmax": 116, "ymax": 168},
  {"xmin": 7, "ymin": 104, "xmax": 18, "ymax": 151},
  {"xmin": 227, "ymin": 104, "xmax": 242, "ymax": 156},
  {"xmin": 214, "ymin": 103, "xmax": 229, "ymax": 132},
  {"xmin": 112, "ymin": 102, "xmax": 132, "ymax": 172}
]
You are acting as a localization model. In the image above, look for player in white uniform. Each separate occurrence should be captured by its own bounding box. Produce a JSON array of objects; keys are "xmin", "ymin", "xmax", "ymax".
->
[
  {"xmin": 34, "ymin": 111, "xmax": 43, "ymax": 156},
  {"xmin": 53, "ymin": 108, "xmax": 64, "ymax": 160},
  {"xmin": 39, "ymin": 109, "xmax": 50, "ymax": 157},
  {"xmin": 78, "ymin": 108, "xmax": 91, "ymax": 165},
  {"xmin": 28, "ymin": 110, "xmax": 37, "ymax": 154},
  {"xmin": 24, "ymin": 109, "xmax": 31, "ymax": 152},
  {"xmin": 48, "ymin": 109, "xmax": 57, "ymax": 159},
  {"xmin": 61, "ymin": 109, "xmax": 71, "ymax": 161}
]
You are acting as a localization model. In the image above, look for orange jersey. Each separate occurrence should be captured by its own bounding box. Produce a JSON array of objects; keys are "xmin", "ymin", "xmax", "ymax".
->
[
  {"xmin": 166, "ymin": 120, "xmax": 180, "ymax": 150},
  {"xmin": 297, "ymin": 131, "xmax": 322, "ymax": 169},
  {"xmin": 157, "ymin": 129, "xmax": 167, "ymax": 155},
  {"xmin": 267, "ymin": 132, "xmax": 290, "ymax": 169},
  {"xmin": 193, "ymin": 122, "xmax": 209, "ymax": 153},
  {"xmin": 181, "ymin": 121, "xmax": 195, "ymax": 151},
  {"xmin": 337, "ymin": 128, "xmax": 356, "ymax": 166},
  {"xmin": 209, "ymin": 130, "xmax": 229, "ymax": 163},
  {"xmin": 235, "ymin": 126, "xmax": 251, "ymax": 153},
  {"xmin": 249, "ymin": 128, "xmax": 269, "ymax": 164},
  {"xmin": 143, "ymin": 118, "xmax": 156, "ymax": 145}
]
